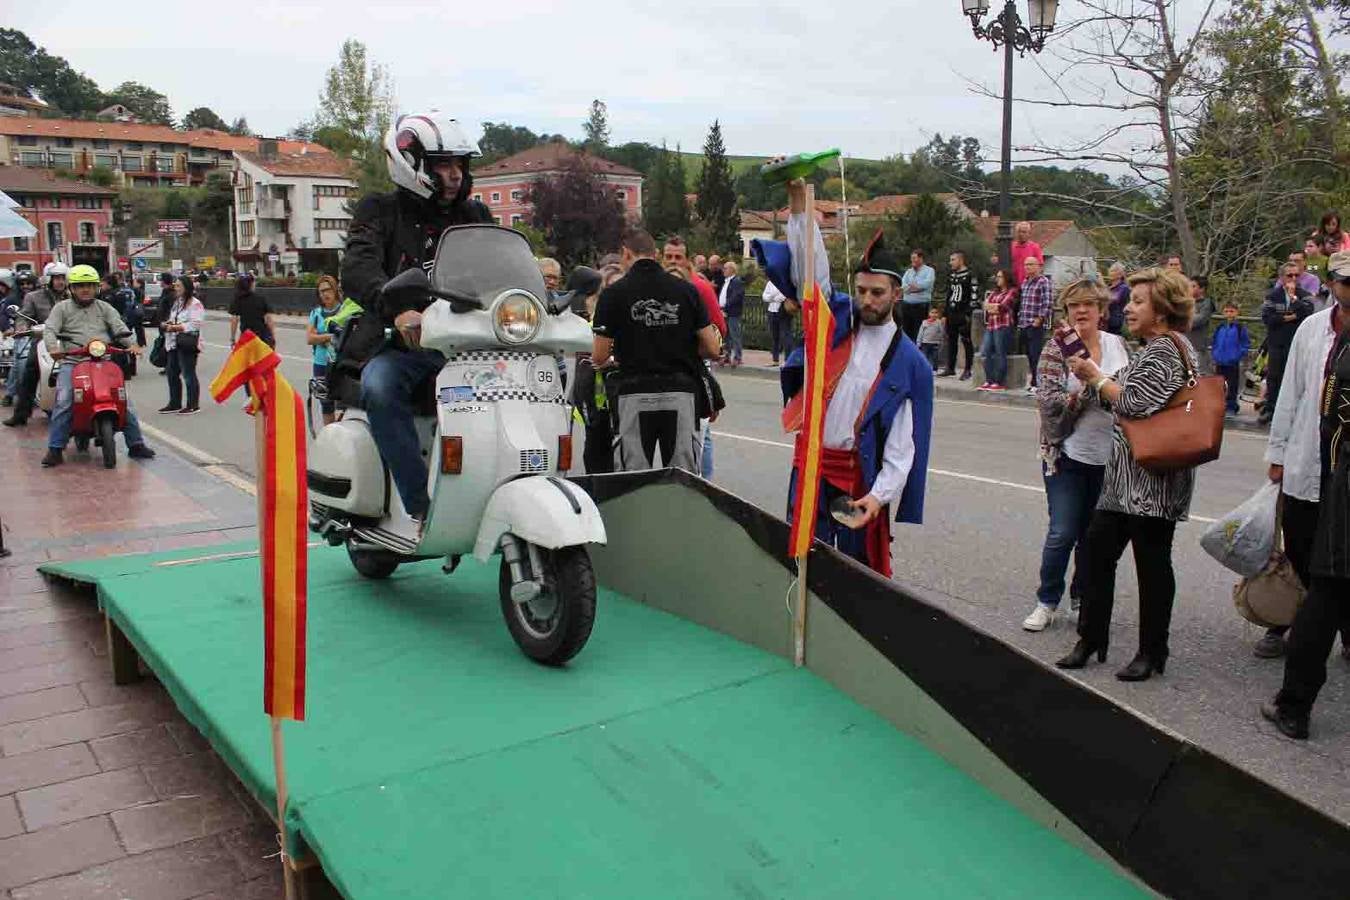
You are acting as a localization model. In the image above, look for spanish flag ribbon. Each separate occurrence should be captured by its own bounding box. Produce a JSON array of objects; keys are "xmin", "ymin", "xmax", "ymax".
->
[
  {"xmin": 210, "ymin": 332, "xmax": 308, "ymax": 721},
  {"xmin": 787, "ymin": 282, "xmax": 834, "ymax": 560}
]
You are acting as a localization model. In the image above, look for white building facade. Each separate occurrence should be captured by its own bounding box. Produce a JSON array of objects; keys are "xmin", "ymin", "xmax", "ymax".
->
[{"xmin": 232, "ymin": 143, "xmax": 355, "ymax": 276}]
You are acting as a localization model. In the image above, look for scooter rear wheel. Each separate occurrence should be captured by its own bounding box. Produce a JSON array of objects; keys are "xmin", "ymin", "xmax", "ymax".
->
[
  {"xmin": 347, "ymin": 543, "xmax": 400, "ymax": 579},
  {"xmin": 97, "ymin": 417, "xmax": 116, "ymax": 469},
  {"xmin": 499, "ymin": 545, "xmax": 597, "ymax": 667}
]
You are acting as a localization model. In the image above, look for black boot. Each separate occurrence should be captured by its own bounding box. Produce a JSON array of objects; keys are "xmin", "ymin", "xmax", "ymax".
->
[
  {"xmin": 2, "ymin": 415, "xmax": 26, "ymax": 427},
  {"xmin": 1116, "ymin": 651, "xmax": 1166, "ymax": 681},
  {"xmin": 40, "ymin": 448, "xmax": 63, "ymax": 468},
  {"xmin": 1260, "ymin": 702, "xmax": 1309, "ymax": 740},
  {"xmin": 1056, "ymin": 639, "xmax": 1107, "ymax": 669}
]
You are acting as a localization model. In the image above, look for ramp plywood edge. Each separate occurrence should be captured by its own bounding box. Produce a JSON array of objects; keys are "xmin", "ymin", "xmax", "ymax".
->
[{"xmin": 574, "ymin": 468, "xmax": 1350, "ymax": 900}]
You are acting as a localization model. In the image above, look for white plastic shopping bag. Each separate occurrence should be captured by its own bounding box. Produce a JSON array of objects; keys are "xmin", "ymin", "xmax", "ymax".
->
[{"xmin": 1200, "ymin": 481, "xmax": 1280, "ymax": 577}]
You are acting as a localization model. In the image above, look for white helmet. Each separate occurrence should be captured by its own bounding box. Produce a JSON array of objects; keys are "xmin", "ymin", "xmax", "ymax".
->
[
  {"xmin": 383, "ymin": 111, "xmax": 481, "ymax": 200},
  {"xmin": 43, "ymin": 262, "xmax": 69, "ymax": 285}
]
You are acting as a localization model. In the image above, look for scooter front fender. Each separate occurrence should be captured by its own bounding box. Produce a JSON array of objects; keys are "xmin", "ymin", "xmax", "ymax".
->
[{"xmin": 472, "ymin": 476, "xmax": 606, "ymax": 562}]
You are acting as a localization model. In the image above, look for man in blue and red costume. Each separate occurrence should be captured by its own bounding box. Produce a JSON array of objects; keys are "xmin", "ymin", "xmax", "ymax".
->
[{"xmin": 752, "ymin": 176, "xmax": 933, "ymax": 577}]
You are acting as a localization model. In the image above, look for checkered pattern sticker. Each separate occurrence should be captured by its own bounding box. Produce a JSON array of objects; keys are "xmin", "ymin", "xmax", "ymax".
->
[{"xmin": 441, "ymin": 351, "xmax": 568, "ymax": 404}]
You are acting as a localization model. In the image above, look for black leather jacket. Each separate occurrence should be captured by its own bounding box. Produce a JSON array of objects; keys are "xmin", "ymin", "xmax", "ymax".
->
[{"xmin": 341, "ymin": 185, "xmax": 492, "ymax": 327}]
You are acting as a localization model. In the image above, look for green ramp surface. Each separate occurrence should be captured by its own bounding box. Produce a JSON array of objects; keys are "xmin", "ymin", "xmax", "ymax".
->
[{"xmin": 55, "ymin": 546, "xmax": 1146, "ymax": 899}]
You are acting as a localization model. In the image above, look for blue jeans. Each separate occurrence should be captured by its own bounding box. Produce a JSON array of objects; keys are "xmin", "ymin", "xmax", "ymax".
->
[
  {"xmin": 701, "ymin": 421, "xmax": 713, "ymax": 478},
  {"xmin": 980, "ymin": 327, "xmax": 1011, "ymax": 386},
  {"xmin": 361, "ymin": 346, "xmax": 445, "ymax": 518},
  {"xmin": 726, "ymin": 316, "xmax": 743, "ymax": 362},
  {"xmin": 1022, "ymin": 325, "xmax": 1045, "ymax": 386},
  {"xmin": 48, "ymin": 363, "xmax": 146, "ymax": 450},
  {"xmin": 920, "ymin": 344, "xmax": 941, "ymax": 368},
  {"xmin": 1037, "ymin": 454, "xmax": 1106, "ymax": 608},
  {"xmin": 165, "ymin": 346, "xmax": 199, "ymax": 408}
]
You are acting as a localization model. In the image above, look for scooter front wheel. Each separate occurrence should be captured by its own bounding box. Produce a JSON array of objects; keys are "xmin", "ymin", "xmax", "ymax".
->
[
  {"xmin": 500, "ymin": 545, "xmax": 596, "ymax": 667},
  {"xmin": 97, "ymin": 417, "xmax": 116, "ymax": 469},
  {"xmin": 347, "ymin": 543, "xmax": 400, "ymax": 579}
]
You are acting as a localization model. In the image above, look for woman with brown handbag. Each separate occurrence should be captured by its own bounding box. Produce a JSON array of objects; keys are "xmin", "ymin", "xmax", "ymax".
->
[{"xmin": 1056, "ymin": 268, "xmax": 1201, "ymax": 681}]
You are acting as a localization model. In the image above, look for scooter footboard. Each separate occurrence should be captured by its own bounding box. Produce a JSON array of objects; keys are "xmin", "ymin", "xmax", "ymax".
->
[{"xmin": 472, "ymin": 477, "xmax": 606, "ymax": 561}]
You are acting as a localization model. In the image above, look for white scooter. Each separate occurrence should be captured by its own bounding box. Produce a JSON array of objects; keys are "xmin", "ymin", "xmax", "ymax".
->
[
  {"xmin": 307, "ymin": 225, "xmax": 607, "ymax": 666},
  {"xmin": 5, "ymin": 308, "xmax": 54, "ymax": 414}
]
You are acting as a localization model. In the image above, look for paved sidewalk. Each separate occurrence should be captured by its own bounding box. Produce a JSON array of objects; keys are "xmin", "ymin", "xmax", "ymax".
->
[{"xmin": 0, "ymin": 420, "xmax": 337, "ymax": 898}]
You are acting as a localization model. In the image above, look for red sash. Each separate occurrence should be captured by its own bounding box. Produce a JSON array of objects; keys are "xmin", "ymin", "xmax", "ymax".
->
[{"xmin": 791, "ymin": 438, "xmax": 893, "ymax": 578}]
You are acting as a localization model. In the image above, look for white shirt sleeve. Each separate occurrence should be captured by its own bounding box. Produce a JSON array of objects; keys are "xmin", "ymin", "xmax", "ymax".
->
[
  {"xmin": 868, "ymin": 400, "xmax": 915, "ymax": 507},
  {"xmin": 786, "ymin": 212, "xmax": 833, "ymax": 298}
]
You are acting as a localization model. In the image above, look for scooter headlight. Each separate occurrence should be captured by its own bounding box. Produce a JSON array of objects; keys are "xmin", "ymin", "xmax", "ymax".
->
[
  {"xmin": 492, "ymin": 290, "xmax": 541, "ymax": 345},
  {"xmin": 87, "ymin": 340, "xmax": 107, "ymax": 359}
]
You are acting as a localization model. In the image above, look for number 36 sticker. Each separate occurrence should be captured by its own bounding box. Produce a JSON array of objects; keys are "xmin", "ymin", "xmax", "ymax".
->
[{"xmin": 527, "ymin": 357, "xmax": 562, "ymax": 400}]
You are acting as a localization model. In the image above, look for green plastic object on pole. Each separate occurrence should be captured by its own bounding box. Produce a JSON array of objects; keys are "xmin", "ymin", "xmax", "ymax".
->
[{"xmin": 760, "ymin": 149, "xmax": 842, "ymax": 184}]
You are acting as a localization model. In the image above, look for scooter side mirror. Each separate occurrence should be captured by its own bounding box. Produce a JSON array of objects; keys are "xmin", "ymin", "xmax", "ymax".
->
[{"xmin": 381, "ymin": 268, "xmax": 433, "ymax": 307}]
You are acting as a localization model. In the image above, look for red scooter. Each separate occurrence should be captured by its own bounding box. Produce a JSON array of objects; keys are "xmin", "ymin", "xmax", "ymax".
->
[{"xmin": 61, "ymin": 339, "xmax": 131, "ymax": 468}]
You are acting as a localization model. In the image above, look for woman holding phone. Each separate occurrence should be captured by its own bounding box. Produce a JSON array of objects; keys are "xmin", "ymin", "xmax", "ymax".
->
[{"xmin": 1022, "ymin": 278, "xmax": 1130, "ymax": 632}]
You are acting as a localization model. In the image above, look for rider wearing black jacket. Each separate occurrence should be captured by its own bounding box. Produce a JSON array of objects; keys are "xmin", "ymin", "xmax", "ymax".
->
[{"xmin": 338, "ymin": 112, "xmax": 493, "ymax": 521}]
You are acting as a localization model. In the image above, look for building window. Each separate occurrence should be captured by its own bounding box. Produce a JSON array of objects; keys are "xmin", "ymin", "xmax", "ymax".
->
[
  {"xmin": 511, "ymin": 214, "xmax": 523, "ymax": 226},
  {"xmin": 93, "ymin": 139, "xmax": 109, "ymax": 149},
  {"xmin": 493, "ymin": 215, "xmax": 502, "ymax": 225},
  {"xmin": 17, "ymin": 136, "xmax": 36, "ymax": 147},
  {"xmin": 48, "ymin": 152, "xmax": 73, "ymax": 168},
  {"xmin": 13, "ymin": 236, "xmax": 29, "ymax": 252},
  {"xmin": 56, "ymin": 137, "xmax": 73, "ymax": 148},
  {"xmin": 121, "ymin": 155, "xmax": 142, "ymax": 172},
  {"xmin": 240, "ymin": 220, "xmax": 256, "ymax": 241},
  {"xmin": 510, "ymin": 189, "xmax": 523, "ymax": 202},
  {"xmin": 472, "ymin": 193, "xmax": 482, "ymax": 202},
  {"xmin": 46, "ymin": 221, "xmax": 63, "ymax": 249},
  {"xmin": 161, "ymin": 143, "xmax": 176, "ymax": 151},
  {"xmin": 94, "ymin": 153, "xmax": 118, "ymax": 169},
  {"xmin": 314, "ymin": 218, "xmax": 349, "ymax": 231},
  {"xmin": 77, "ymin": 196, "xmax": 102, "ymax": 209},
  {"xmin": 125, "ymin": 142, "xmax": 142, "ymax": 151},
  {"xmin": 237, "ymin": 186, "xmax": 253, "ymax": 213},
  {"xmin": 18, "ymin": 151, "xmax": 43, "ymax": 166},
  {"xmin": 154, "ymin": 156, "xmax": 175, "ymax": 173},
  {"xmin": 616, "ymin": 190, "xmax": 627, "ymax": 201},
  {"xmin": 490, "ymin": 192, "xmax": 501, "ymax": 204},
  {"xmin": 78, "ymin": 222, "xmax": 96, "ymax": 243},
  {"xmin": 46, "ymin": 197, "xmax": 61, "ymax": 209}
]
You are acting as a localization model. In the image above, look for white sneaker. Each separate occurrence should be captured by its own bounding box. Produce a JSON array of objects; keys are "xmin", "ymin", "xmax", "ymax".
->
[{"xmin": 1022, "ymin": 603, "xmax": 1056, "ymax": 632}]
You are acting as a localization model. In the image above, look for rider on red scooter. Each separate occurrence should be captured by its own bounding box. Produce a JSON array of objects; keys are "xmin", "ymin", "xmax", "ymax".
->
[{"xmin": 40, "ymin": 265, "xmax": 156, "ymax": 468}]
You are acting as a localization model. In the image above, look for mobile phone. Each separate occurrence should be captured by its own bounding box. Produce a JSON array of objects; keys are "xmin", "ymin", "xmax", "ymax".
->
[{"xmin": 1055, "ymin": 326, "xmax": 1089, "ymax": 359}]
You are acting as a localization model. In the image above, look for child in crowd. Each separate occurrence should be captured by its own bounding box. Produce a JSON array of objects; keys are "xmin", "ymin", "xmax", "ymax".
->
[
  {"xmin": 917, "ymin": 306, "xmax": 945, "ymax": 369},
  {"xmin": 1210, "ymin": 301, "xmax": 1251, "ymax": 418}
]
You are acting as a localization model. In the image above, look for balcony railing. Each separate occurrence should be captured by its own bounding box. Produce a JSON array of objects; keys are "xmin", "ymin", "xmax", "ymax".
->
[{"xmin": 255, "ymin": 199, "xmax": 288, "ymax": 219}]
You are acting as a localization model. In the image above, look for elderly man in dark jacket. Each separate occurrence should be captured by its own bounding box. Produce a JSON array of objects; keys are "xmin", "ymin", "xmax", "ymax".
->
[
  {"xmin": 338, "ymin": 112, "xmax": 492, "ymax": 521},
  {"xmin": 1260, "ymin": 262, "xmax": 1316, "ymax": 425}
]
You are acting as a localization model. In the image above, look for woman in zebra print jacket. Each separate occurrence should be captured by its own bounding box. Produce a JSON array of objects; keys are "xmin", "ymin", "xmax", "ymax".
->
[{"xmin": 1056, "ymin": 268, "xmax": 1198, "ymax": 682}]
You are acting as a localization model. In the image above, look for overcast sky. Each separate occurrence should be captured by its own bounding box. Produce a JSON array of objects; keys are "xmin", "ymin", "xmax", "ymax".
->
[{"xmin": 17, "ymin": 2, "xmax": 1129, "ymax": 166}]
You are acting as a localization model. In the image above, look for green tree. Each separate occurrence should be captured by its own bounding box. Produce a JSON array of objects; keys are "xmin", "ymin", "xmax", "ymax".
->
[
  {"xmin": 311, "ymin": 125, "xmax": 366, "ymax": 157},
  {"xmin": 694, "ymin": 120, "xmax": 738, "ymax": 253},
  {"xmin": 86, "ymin": 166, "xmax": 116, "ymax": 188},
  {"xmin": 582, "ymin": 99, "xmax": 610, "ymax": 152},
  {"xmin": 229, "ymin": 116, "xmax": 253, "ymax": 137},
  {"xmin": 478, "ymin": 122, "xmax": 546, "ymax": 165},
  {"xmin": 194, "ymin": 171, "xmax": 234, "ymax": 236},
  {"xmin": 317, "ymin": 39, "xmax": 393, "ymax": 146},
  {"xmin": 641, "ymin": 143, "xmax": 690, "ymax": 238},
  {"xmin": 101, "ymin": 81, "xmax": 173, "ymax": 125},
  {"xmin": 182, "ymin": 107, "xmax": 229, "ymax": 131},
  {"xmin": 0, "ymin": 29, "xmax": 103, "ymax": 115}
]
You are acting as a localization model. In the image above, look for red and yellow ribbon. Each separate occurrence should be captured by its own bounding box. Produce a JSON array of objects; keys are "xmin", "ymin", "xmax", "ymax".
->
[
  {"xmin": 209, "ymin": 332, "xmax": 308, "ymax": 721},
  {"xmin": 788, "ymin": 282, "xmax": 834, "ymax": 559}
]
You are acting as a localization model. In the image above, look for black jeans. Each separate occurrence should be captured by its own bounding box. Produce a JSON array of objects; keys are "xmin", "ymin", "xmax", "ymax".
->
[
  {"xmin": 767, "ymin": 311, "xmax": 794, "ymax": 362},
  {"xmin": 944, "ymin": 317, "xmax": 974, "ymax": 374},
  {"xmin": 1265, "ymin": 341, "xmax": 1290, "ymax": 419},
  {"xmin": 1216, "ymin": 363, "xmax": 1241, "ymax": 414},
  {"xmin": 1077, "ymin": 509, "xmax": 1178, "ymax": 660},
  {"xmin": 1275, "ymin": 577, "xmax": 1350, "ymax": 719},
  {"xmin": 900, "ymin": 303, "xmax": 928, "ymax": 343},
  {"xmin": 165, "ymin": 346, "xmax": 200, "ymax": 408},
  {"xmin": 1022, "ymin": 325, "xmax": 1046, "ymax": 386}
]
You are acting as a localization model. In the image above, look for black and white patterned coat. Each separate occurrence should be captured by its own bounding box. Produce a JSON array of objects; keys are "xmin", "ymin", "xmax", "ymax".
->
[{"xmin": 1095, "ymin": 334, "xmax": 1199, "ymax": 522}]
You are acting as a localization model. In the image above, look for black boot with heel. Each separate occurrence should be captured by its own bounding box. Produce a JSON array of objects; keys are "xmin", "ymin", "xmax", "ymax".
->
[
  {"xmin": 1055, "ymin": 639, "xmax": 1107, "ymax": 669},
  {"xmin": 1116, "ymin": 651, "xmax": 1166, "ymax": 681}
]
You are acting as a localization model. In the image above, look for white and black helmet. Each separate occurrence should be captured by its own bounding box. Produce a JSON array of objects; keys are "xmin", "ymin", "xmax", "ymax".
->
[
  {"xmin": 42, "ymin": 262, "xmax": 69, "ymax": 285},
  {"xmin": 384, "ymin": 112, "xmax": 481, "ymax": 200}
]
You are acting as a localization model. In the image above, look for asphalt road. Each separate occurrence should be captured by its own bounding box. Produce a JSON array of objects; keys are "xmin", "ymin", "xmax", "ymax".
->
[{"xmin": 123, "ymin": 314, "xmax": 1348, "ymax": 823}]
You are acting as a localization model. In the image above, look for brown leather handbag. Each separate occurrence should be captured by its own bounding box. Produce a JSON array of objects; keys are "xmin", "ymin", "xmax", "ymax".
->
[{"xmin": 1119, "ymin": 333, "xmax": 1227, "ymax": 473}]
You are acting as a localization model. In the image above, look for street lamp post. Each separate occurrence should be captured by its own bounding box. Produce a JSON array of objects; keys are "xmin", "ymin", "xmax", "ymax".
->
[{"xmin": 961, "ymin": 0, "xmax": 1059, "ymax": 271}]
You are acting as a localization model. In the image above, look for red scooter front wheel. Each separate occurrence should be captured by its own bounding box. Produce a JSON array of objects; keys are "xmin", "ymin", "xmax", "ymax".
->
[{"xmin": 97, "ymin": 416, "xmax": 116, "ymax": 468}]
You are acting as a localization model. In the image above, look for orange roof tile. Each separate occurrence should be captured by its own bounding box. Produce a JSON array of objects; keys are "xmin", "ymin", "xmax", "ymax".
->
[
  {"xmin": 0, "ymin": 117, "xmax": 329, "ymax": 156},
  {"xmin": 476, "ymin": 143, "xmax": 642, "ymax": 178},
  {"xmin": 236, "ymin": 150, "xmax": 354, "ymax": 179}
]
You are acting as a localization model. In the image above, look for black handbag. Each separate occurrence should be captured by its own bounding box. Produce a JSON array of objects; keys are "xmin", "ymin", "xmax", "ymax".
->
[
  {"xmin": 176, "ymin": 332, "xmax": 200, "ymax": 354},
  {"xmin": 149, "ymin": 334, "xmax": 167, "ymax": 368}
]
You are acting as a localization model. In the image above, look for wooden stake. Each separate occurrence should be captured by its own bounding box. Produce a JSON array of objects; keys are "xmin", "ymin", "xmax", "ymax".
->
[
  {"xmin": 272, "ymin": 716, "xmax": 298, "ymax": 900},
  {"xmin": 793, "ymin": 184, "xmax": 817, "ymax": 669}
]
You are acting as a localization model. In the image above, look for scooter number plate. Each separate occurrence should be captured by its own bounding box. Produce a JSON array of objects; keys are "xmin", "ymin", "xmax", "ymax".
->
[{"xmin": 440, "ymin": 353, "xmax": 563, "ymax": 404}]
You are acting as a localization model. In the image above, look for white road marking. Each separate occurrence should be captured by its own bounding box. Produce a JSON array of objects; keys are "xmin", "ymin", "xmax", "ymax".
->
[
  {"xmin": 138, "ymin": 422, "xmax": 222, "ymax": 465},
  {"xmin": 711, "ymin": 429, "xmax": 1218, "ymax": 524},
  {"xmin": 154, "ymin": 541, "xmax": 322, "ymax": 567}
]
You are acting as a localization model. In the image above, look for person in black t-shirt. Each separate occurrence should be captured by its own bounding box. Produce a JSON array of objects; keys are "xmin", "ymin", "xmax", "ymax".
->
[
  {"xmin": 592, "ymin": 229, "xmax": 721, "ymax": 472},
  {"xmin": 228, "ymin": 273, "xmax": 275, "ymax": 347},
  {"xmin": 939, "ymin": 250, "xmax": 977, "ymax": 380}
]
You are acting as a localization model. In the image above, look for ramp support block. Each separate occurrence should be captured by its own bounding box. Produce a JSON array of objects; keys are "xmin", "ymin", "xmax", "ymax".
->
[{"xmin": 106, "ymin": 615, "xmax": 141, "ymax": 685}]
